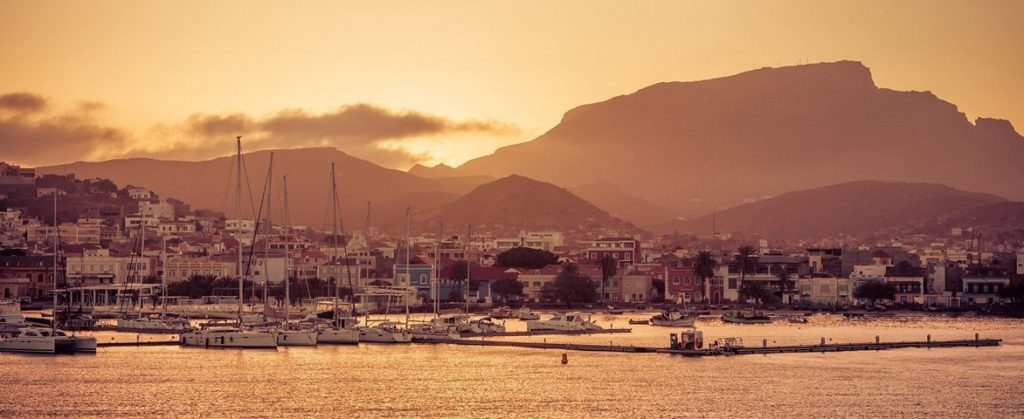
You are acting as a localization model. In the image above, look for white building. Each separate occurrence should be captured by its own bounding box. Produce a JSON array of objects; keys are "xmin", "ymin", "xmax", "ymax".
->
[
  {"xmin": 225, "ymin": 219, "xmax": 256, "ymax": 235},
  {"xmin": 157, "ymin": 220, "xmax": 197, "ymax": 237},
  {"xmin": 127, "ymin": 187, "xmax": 152, "ymax": 200},
  {"xmin": 139, "ymin": 200, "xmax": 175, "ymax": 220}
]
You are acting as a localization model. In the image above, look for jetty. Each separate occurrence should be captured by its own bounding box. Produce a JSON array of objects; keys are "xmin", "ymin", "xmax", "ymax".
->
[
  {"xmin": 416, "ymin": 335, "xmax": 1002, "ymax": 357},
  {"xmin": 459, "ymin": 328, "xmax": 632, "ymax": 338}
]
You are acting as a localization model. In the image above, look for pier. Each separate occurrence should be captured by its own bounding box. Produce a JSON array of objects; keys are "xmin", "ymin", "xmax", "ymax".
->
[
  {"xmin": 417, "ymin": 336, "xmax": 1002, "ymax": 357},
  {"xmin": 459, "ymin": 328, "xmax": 632, "ymax": 338}
]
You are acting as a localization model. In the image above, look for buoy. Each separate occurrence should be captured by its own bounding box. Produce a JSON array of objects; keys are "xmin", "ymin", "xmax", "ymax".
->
[{"xmin": 561, "ymin": 353, "xmax": 568, "ymax": 365}]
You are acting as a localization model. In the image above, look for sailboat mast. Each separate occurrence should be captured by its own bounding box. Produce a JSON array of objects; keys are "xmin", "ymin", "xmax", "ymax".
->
[
  {"xmin": 161, "ymin": 236, "xmax": 167, "ymax": 316},
  {"xmin": 330, "ymin": 163, "xmax": 341, "ymax": 325},
  {"xmin": 263, "ymin": 153, "xmax": 274, "ymax": 311},
  {"xmin": 283, "ymin": 175, "xmax": 291, "ymax": 324},
  {"xmin": 52, "ymin": 192, "xmax": 57, "ymax": 333},
  {"xmin": 235, "ymin": 136, "xmax": 244, "ymax": 322}
]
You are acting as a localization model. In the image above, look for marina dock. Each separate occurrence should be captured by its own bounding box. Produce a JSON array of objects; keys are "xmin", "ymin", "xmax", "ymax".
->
[
  {"xmin": 459, "ymin": 328, "xmax": 633, "ymax": 338},
  {"xmin": 417, "ymin": 336, "xmax": 1002, "ymax": 356}
]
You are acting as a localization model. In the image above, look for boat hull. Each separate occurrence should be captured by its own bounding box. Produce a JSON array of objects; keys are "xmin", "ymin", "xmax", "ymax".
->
[
  {"xmin": 721, "ymin": 316, "xmax": 772, "ymax": 324},
  {"xmin": 358, "ymin": 327, "xmax": 412, "ymax": 343},
  {"xmin": 180, "ymin": 330, "xmax": 278, "ymax": 348},
  {"xmin": 115, "ymin": 318, "xmax": 190, "ymax": 333},
  {"xmin": 650, "ymin": 318, "xmax": 696, "ymax": 327},
  {"xmin": 73, "ymin": 335, "xmax": 97, "ymax": 352},
  {"xmin": 317, "ymin": 328, "xmax": 359, "ymax": 344},
  {"xmin": 525, "ymin": 321, "xmax": 602, "ymax": 332},
  {"xmin": 276, "ymin": 330, "xmax": 318, "ymax": 346}
]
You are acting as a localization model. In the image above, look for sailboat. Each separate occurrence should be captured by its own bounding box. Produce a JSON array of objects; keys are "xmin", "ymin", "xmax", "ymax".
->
[
  {"xmin": 180, "ymin": 137, "xmax": 276, "ymax": 349},
  {"xmin": 2, "ymin": 192, "xmax": 97, "ymax": 353},
  {"xmin": 273, "ymin": 175, "xmax": 318, "ymax": 347},
  {"xmin": 357, "ymin": 208, "xmax": 413, "ymax": 343},
  {"xmin": 316, "ymin": 162, "xmax": 359, "ymax": 344},
  {"xmin": 115, "ymin": 228, "xmax": 189, "ymax": 333}
]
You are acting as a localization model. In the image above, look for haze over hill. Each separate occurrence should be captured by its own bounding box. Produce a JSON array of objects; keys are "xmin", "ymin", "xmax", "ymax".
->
[
  {"xmin": 456, "ymin": 61, "xmax": 1024, "ymax": 217},
  {"xmin": 655, "ymin": 180, "xmax": 1007, "ymax": 240},
  {"xmin": 37, "ymin": 147, "xmax": 450, "ymax": 230},
  {"xmin": 568, "ymin": 182, "xmax": 676, "ymax": 226},
  {"xmin": 403, "ymin": 175, "xmax": 642, "ymax": 238}
]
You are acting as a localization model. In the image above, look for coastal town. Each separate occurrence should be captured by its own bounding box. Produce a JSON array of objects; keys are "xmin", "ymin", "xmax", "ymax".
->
[{"xmin": 2, "ymin": 159, "xmax": 1022, "ymax": 318}]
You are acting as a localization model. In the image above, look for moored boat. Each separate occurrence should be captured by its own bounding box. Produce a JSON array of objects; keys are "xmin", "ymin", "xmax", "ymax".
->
[
  {"xmin": 517, "ymin": 307, "xmax": 540, "ymax": 321},
  {"xmin": 0, "ymin": 326, "xmax": 76, "ymax": 354},
  {"xmin": 721, "ymin": 310, "xmax": 772, "ymax": 324},
  {"xmin": 488, "ymin": 306, "xmax": 516, "ymax": 319},
  {"xmin": 526, "ymin": 312, "xmax": 601, "ymax": 331},
  {"xmin": 180, "ymin": 320, "xmax": 278, "ymax": 348},
  {"xmin": 628, "ymin": 319, "xmax": 649, "ymax": 325},
  {"xmin": 358, "ymin": 322, "xmax": 412, "ymax": 343},
  {"xmin": 649, "ymin": 310, "xmax": 696, "ymax": 327}
]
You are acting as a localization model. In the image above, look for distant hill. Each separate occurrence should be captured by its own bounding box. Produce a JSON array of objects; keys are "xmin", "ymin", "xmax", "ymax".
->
[
  {"xmin": 903, "ymin": 201, "xmax": 1024, "ymax": 241},
  {"xmin": 406, "ymin": 175, "xmax": 643, "ymax": 237},
  {"xmin": 408, "ymin": 163, "xmax": 460, "ymax": 178},
  {"xmin": 456, "ymin": 61, "xmax": 1024, "ymax": 218},
  {"xmin": 37, "ymin": 147, "xmax": 450, "ymax": 230},
  {"xmin": 653, "ymin": 180, "xmax": 1005, "ymax": 240},
  {"xmin": 568, "ymin": 182, "xmax": 676, "ymax": 226}
]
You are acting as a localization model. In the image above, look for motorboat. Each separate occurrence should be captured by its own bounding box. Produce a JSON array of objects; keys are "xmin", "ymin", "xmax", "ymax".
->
[
  {"xmin": 180, "ymin": 320, "xmax": 277, "ymax": 348},
  {"xmin": 1, "ymin": 299, "xmax": 31, "ymax": 337},
  {"xmin": 0, "ymin": 326, "xmax": 76, "ymax": 354},
  {"xmin": 604, "ymin": 306, "xmax": 625, "ymax": 315},
  {"xmin": 517, "ymin": 307, "xmax": 540, "ymax": 321},
  {"xmin": 459, "ymin": 317, "xmax": 506, "ymax": 334},
  {"xmin": 788, "ymin": 317, "xmax": 809, "ymax": 324},
  {"xmin": 628, "ymin": 319, "xmax": 649, "ymax": 325},
  {"xmin": 358, "ymin": 322, "xmax": 412, "ymax": 343},
  {"xmin": 488, "ymin": 306, "xmax": 516, "ymax": 319},
  {"xmin": 721, "ymin": 310, "xmax": 772, "ymax": 324},
  {"xmin": 115, "ymin": 313, "xmax": 191, "ymax": 333},
  {"xmin": 650, "ymin": 310, "xmax": 696, "ymax": 327},
  {"xmin": 526, "ymin": 312, "xmax": 602, "ymax": 331}
]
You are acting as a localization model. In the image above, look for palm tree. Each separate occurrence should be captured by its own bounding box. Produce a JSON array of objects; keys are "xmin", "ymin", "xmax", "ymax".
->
[
  {"xmin": 449, "ymin": 260, "xmax": 469, "ymax": 302},
  {"xmin": 694, "ymin": 250, "xmax": 719, "ymax": 304},
  {"xmin": 734, "ymin": 245, "xmax": 756, "ymax": 289},
  {"xmin": 599, "ymin": 254, "xmax": 617, "ymax": 303},
  {"xmin": 774, "ymin": 265, "xmax": 793, "ymax": 304}
]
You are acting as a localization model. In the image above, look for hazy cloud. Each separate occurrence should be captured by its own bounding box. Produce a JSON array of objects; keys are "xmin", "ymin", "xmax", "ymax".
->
[
  {"xmin": 0, "ymin": 92, "xmax": 48, "ymax": 114},
  {"xmin": 0, "ymin": 91, "xmax": 519, "ymax": 169}
]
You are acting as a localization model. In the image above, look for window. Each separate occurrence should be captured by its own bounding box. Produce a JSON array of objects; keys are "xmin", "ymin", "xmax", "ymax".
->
[
  {"xmin": 820, "ymin": 284, "xmax": 831, "ymax": 293},
  {"xmin": 672, "ymin": 276, "xmax": 679, "ymax": 285},
  {"xmin": 684, "ymin": 277, "xmax": 690, "ymax": 285}
]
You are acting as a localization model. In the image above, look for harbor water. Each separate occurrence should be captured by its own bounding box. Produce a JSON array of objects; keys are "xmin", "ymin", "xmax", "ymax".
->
[{"xmin": 2, "ymin": 314, "xmax": 1022, "ymax": 418}]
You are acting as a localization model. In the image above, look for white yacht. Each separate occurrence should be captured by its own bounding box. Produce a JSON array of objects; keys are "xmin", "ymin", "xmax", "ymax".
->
[
  {"xmin": 409, "ymin": 323, "xmax": 461, "ymax": 341},
  {"xmin": 180, "ymin": 321, "xmax": 277, "ymax": 349},
  {"xmin": 315, "ymin": 317, "xmax": 360, "ymax": 344},
  {"xmin": 115, "ymin": 313, "xmax": 191, "ymax": 333},
  {"xmin": 0, "ymin": 326, "xmax": 76, "ymax": 354},
  {"xmin": 1, "ymin": 299, "xmax": 31, "ymax": 336},
  {"xmin": 275, "ymin": 327, "xmax": 318, "ymax": 346},
  {"xmin": 526, "ymin": 312, "xmax": 602, "ymax": 332},
  {"xmin": 517, "ymin": 307, "xmax": 540, "ymax": 321},
  {"xmin": 488, "ymin": 306, "xmax": 516, "ymax": 319},
  {"xmin": 358, "ymin": 322, "xmax": 412, "ymax": 343}
]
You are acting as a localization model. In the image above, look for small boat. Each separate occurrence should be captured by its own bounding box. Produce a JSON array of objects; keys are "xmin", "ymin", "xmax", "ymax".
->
[
  {"xmin": 517, "ymin": 307, "xmax": 540, "ymax": 321},
  {"xmin": 788, "ymin": 317, "xmax": 809, "ymax": 324},
  {"xmin": 628, "ymin": 319, "xmax": 649, "ymax": 325},
  {"xmin": 721, "ymin": 310, "xmax": 772, "ymax": 324},
  {"xmin": 409, "ymin": 324, "xmax": 461, "ymax": 341},
  {"xmin": 358, "ymin": 322, "xmax": 412, "ymax": 343},
  {"xmin": 650, "ymin": 310, "xmax": 696, "ymax": 327},
  {"xmin": 669, "ymin": 328, "xmax": 704, "ymax": 350},
  {"xmin": 460, "ymin": 317, "xmax": 506, "ymax": 334},
  {"xmin": 604, "ymin": 306, "xmax": 625, "ymax": 315},
  {"xmin": 488, "ymin": 306, "xmax": 517, "ymax": 319},
  {"xmin": 526, "ymin": 312, "xmax": 602, "ymax": 332}
]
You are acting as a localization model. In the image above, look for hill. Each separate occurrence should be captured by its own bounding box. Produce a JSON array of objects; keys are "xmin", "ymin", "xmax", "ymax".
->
[
  {"xmin": 405, "ymin": 175, "xmax": 643, "ymax": 238},
  {"xmin": 653, "ymin": 180, "xmax": 1005, "ymax": 241},
  {"xmin": 37, "ymin": 147, "xmax": 448, "ymax": 230},
  {"xmin": 456, "ymin": 61, "xmax": 1024, "ymax": 218},
  {"xmin": 568, "ymin": 182, "xmax": 676, "ymax": 226}
]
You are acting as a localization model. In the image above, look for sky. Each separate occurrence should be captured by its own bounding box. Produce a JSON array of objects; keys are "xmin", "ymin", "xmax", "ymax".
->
[{"xmin": 1, "ymin": 0, "xmax": 1022, "ymax": 169}]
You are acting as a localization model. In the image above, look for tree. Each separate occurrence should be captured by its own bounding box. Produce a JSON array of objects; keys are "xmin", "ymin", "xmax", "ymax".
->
[
  {"xmin": 599, "ymin": 254, "xmax": 617, "ymax": 302},
  {"xmin": 853, "ymin": 280, "xmax": 897, "ymax": 305},
  {"xmin": 694, "ymin": 250, "xmax": 719, "ymax": 303},
  {"xmin": 448, "ymin": 260, "xmax": 469, "ymax": 302},
  {"xmin": 774, "ymin": 266, "xmax": 794, "ymax": 302},
  {"xmin": 491, "ymin": 278, "xmax": 524, "ymax": 304},
  {"xmin": 998, "ymin": 283, "xmax": 1024, "ymax": 305},
  {"xmin": 739, "ymin": 281, "xmax": 771, "ymax": 305},
  {"xmin": 734, "ymin": 245, "xmax": 756, "ymax": 288},
  {"xmin": 548, "ymin": 262, "xmax": 598, "ymax": 308},
  {"xmin": 495, "ymin": 247, "xmax": 559, "ymax": 269}
]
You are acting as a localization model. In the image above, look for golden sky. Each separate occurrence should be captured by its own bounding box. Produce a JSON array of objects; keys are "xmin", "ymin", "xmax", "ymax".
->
[{"xmin": 1, "ymin": 0, "xmax": 1022, "ymax": 169}]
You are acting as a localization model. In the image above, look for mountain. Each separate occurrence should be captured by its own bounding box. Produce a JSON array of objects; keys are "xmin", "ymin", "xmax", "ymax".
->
[
  {"xmin": 653, "ymin": 180, "xmax": 1005, "ymax": 240},
  {"xmin": 406, "ymin": 175, "xmax": 643, "ymax": 237},
  {"xmin": 905, "ymin": 201, "xmax": 1024, "ymax": 240},
  {"xmin": 36, "ymin": 147, "xmax": 447, "ymax": 230},
  {"xmin": 568, "ymin": 182, "xmax": 676, "ymax": 226},
  {"xmin": 456, "ymin": 61, "xmax": 1024, "ymax": 218},
  {"xmin": 408, "ymin": 163, "xmax": 460, "ymax": 178}
]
